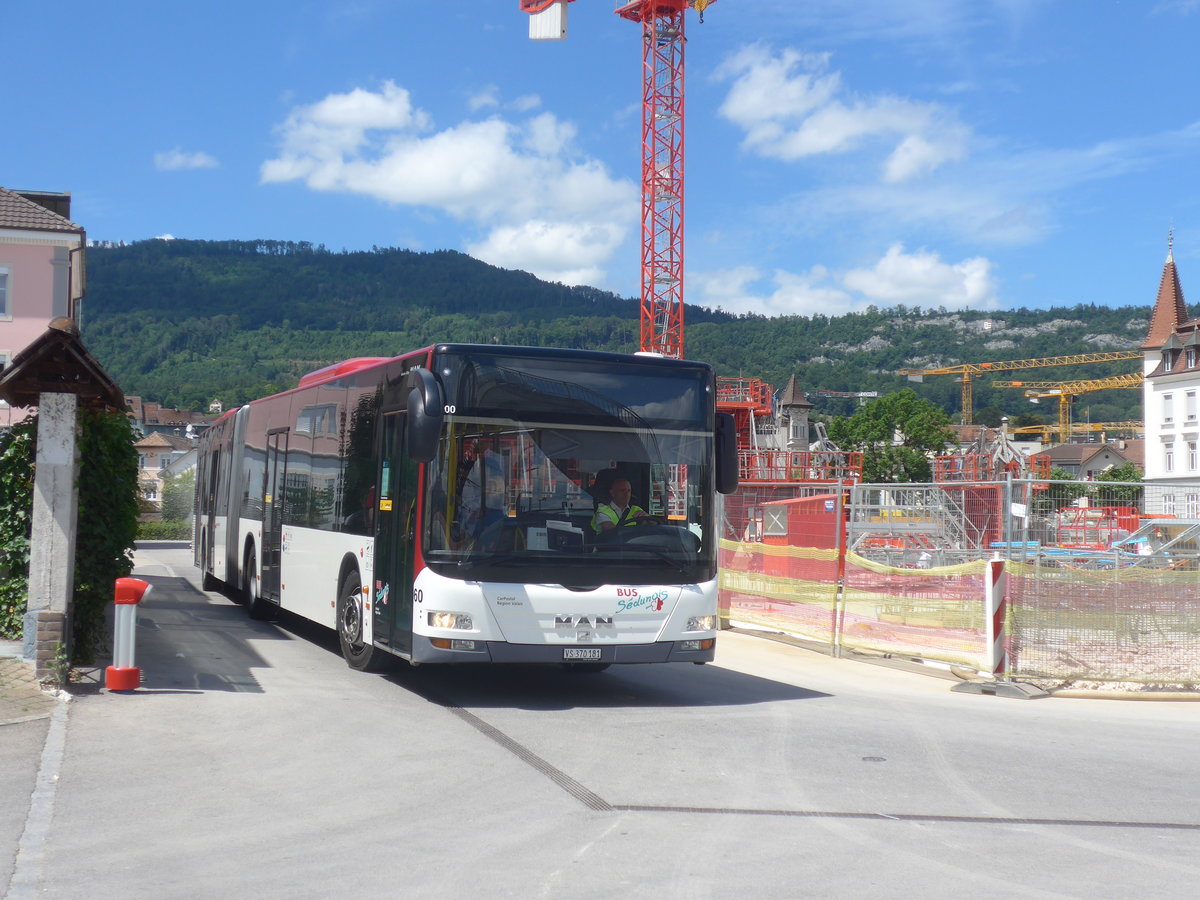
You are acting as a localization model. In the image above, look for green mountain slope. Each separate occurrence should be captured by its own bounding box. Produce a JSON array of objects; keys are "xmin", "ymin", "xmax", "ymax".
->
[{"xmin": 81, "ymin": 239, "xmax": 1174, "ymax": 424}]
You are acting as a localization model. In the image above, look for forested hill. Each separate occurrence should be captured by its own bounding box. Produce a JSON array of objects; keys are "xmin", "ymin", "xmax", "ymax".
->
[{"xmin": 82, "ymin": 238, "xmax": 1177, "ymax": 424}]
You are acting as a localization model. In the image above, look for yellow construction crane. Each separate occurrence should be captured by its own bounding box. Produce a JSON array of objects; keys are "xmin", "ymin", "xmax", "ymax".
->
[
  {"xmin": 1008, "ymin": 421, "xmax": 1144, "ymax": 442},
  {"xmin": 898, "ymin": 350, "xmax": 1143, "ymax": 425},
  {"xmin": 994, "ymin": 372, "xmax": 1144, "ymax": 443}
]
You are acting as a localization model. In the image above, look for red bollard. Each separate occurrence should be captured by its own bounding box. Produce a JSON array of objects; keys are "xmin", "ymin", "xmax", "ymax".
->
[{"xmin": 105, "ymin": 578, "xmax": 153, "ymax": 691}]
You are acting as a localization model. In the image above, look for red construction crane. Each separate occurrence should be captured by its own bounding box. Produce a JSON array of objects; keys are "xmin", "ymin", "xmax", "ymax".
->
[{"xmin": 521, "ymin": 0, "xmax": 715, "ymax": 358}]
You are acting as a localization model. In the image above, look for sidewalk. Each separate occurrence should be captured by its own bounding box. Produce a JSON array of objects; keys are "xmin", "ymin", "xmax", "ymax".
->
[{"xmin": 0, "ymin": 639, "xmax": 62, "ymax": 726}]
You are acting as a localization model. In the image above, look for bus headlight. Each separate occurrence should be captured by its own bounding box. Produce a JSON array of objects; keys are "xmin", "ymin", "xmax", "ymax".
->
[
  {"xmin": 428, "ymin": 611, "xmax": 473, "ymax": 630},
  {"xmin": 686, "ymin": 615, "xmax": 716, "ymax": 632},
  {"xmin": 679, "ymin": 638, "xmax": 716, "ymax": 651}
]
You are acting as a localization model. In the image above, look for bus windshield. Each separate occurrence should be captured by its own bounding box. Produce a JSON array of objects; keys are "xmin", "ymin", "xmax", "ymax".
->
[{"xmin": 422, "ymin": 351, "xmax": 715, "ymax": 585}]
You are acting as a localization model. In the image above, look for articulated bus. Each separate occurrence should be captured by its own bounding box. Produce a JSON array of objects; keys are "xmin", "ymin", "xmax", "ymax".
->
[{"xmin": 195, "ymin": 344, "xmax": 738, "ymax": 671}]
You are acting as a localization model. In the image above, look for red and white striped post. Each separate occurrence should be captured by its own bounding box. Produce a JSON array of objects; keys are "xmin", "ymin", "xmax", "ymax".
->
[
  {"xmin": 983, "ymin": 556, "xmax": 1007, "ymax": 677},
  {"xmin": 105, "ymin": 577, "xmax": 153, "ymax": 691}
]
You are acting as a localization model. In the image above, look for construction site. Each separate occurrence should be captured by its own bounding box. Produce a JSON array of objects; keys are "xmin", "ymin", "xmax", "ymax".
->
[{"xmin": 519, "ymin": 1, "xmax": 1200, "ymax": 690}]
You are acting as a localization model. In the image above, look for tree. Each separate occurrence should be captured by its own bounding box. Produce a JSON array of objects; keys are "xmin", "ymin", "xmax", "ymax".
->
[
  {"xmin": 826, "ymin": 389, "xmax": 955, "ymax": 483},
  {"xmin": 1095, "ymin": 461, "xmax": 1143, "ymax": 507},
  {"xmin": 976, "ymin": 405, "xmax": 1006, "ymax": 427},
  {"xmin": 160, "ymin": 469, "xmax": 195, "ymax": 522}
]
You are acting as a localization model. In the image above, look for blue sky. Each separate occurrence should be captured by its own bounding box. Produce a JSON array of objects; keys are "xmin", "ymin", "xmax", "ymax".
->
[{"xmin": 6, "ymin": 0, "xmax": 1199, "ymax": 318}]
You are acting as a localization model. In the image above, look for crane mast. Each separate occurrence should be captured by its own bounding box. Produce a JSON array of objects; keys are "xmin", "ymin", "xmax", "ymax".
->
[
  {"xmin": 616, "ymin": 0, "xmax": 694, "ymax": 358},
  {"xmin": 523, "ymin": 0, "xmax": 713, "ymax": 359}
]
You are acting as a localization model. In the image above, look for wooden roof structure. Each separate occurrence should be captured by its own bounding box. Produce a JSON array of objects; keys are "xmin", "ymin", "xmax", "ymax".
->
[{"xmin": 0, "ymin": 318, "xmax": 124, "ymax": 410}]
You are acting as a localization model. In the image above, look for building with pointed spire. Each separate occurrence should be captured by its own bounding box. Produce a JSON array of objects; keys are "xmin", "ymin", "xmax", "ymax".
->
[
  {"xmin": 777, "ymin": 374, "xmax": 814, "ymax": 450},
  {"xmin": 1141, "ymin": 232, "xmax": 1200, "ymax": 514}
]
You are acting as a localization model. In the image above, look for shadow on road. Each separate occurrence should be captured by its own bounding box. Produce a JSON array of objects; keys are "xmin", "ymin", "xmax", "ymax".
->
[
  {"xmin": 124, "ymin": 572, "xmax": 829, "ymax": 707},
  {"xmin": 122, "ymin": 575, "xmax": 286, "ymax": 694},
  {"xmin": 385, "ymin": 655, "xmax": 830, "ymax": 711}
]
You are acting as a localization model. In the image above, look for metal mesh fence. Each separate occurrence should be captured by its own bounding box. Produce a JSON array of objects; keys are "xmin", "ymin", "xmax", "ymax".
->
[{"xmin": 718, "ymin": 477, "xmax": 1200, "ymax": 683}]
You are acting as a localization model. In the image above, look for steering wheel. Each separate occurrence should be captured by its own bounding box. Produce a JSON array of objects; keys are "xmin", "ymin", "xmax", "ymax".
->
[{"xmin": 635, "ymin": 514, "xmax": 665, "ymax": 526}]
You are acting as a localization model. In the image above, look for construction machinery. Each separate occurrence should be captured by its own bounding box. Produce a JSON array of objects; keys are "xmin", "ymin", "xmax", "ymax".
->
[
  {"xmin": 1008, "ymin": 421, "xmax": 1144, "ymax": 442},
  {"xmin": 898, "ymin": 350, "xmax": 1143, "ymax": 425},
  {"xmin": 993, "ymin": 372, "xmax": 1144, "ymax": 443},
  {"xmin": 808, "ymin": 389, "xmax": 879, "ymax": 405},
  {"xmin": 934, "ymin": 423, "xmax": 1051, "ymax": 483},
  {"xmin": 522, "ymin": 0, "xmax": 714, "ymax": 359}
]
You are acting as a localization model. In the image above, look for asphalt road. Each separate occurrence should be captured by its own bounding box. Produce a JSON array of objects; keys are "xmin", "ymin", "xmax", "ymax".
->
[{"xmin": 4, "ymin": 546, "xmax": 1199, "ymax": 899}]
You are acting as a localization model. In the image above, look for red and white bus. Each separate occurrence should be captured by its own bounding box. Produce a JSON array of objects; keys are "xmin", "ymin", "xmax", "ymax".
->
[{"xmin": 195, "ymin": 344, "xmax": 737, "ymax": 671}]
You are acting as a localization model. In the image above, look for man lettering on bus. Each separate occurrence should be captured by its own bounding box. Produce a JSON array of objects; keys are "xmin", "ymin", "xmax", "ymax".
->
[{"xmin": 591, "ymin": 478, "xmax": 648, "ymax": 534}]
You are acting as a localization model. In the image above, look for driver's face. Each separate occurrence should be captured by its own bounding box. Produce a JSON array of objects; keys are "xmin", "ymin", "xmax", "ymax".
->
[{"xmin": 610, "ymin": 482, "xmax": 632, "ymax": 503}]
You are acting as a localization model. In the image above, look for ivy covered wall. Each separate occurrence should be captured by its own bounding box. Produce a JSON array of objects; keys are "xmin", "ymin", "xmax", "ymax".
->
[{"xmin": 0, "ymin": 407, "xmax": 140, "ymax": 661}]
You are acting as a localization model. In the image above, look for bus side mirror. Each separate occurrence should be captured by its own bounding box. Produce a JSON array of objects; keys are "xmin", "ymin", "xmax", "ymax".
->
[
  {"xmin": 406, "ymin": 368, "xmax": 444, "ymax": 462},
  {"xmin": 715, "ymin": 412, "xmax": 739, "ymax": 495}
]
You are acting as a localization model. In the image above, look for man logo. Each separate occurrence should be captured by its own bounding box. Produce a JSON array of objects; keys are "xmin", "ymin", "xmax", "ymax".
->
[{"xmin": 554, "ymin": 615, "xmax": 614, "ymax": 629}]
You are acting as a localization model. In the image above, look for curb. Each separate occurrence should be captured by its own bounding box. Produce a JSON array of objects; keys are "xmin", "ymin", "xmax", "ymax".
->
[
  {"xmin": 1046, "ymin": 689, "xmax": 1200, "ymax": 701},
  {"xmin": 726, "ymin": 622, "xmax": 1200, "ymax": 701}
]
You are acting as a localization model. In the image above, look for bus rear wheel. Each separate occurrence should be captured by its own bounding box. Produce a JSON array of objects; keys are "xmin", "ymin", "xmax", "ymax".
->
[
  {"xmin": 243, "ymin": 547, "xmax": 271, "ymax": 620},
  {"xmin": 200, "ymin": 535, "xmax": 218, "ymax": 592},
  {"xmin": 337, "ymin": 571, "xmax": 392, "ymax": 673}
]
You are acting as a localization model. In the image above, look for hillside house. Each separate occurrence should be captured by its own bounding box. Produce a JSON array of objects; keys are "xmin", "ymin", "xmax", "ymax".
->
[
  {"xmin": 135, "ymin": 431, "xmax": 194, "ymax": 511},
  {"xmin": 1034, "ymin": 439, "xmax": 1144, "ymax": 480},
  {"xmin": 0, "ymin": 188, "xmax": 87, "ymax": 426},
  {"xmin": 125, "ymin": 395, "xmax": 215, "ymax": 439},
  {"xmin": 1141, "ymin": 236, "xmax": 1200, "ymax": 517}
]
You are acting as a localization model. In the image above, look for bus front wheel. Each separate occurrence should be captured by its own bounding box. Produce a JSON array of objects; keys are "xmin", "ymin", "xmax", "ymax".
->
[{"xmin": 337, "ymin": 571, "xmax": 392, "ymax": 673}]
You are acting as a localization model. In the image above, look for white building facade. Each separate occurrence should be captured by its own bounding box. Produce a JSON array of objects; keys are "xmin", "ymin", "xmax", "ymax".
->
[{"xmin": 1141, "ymin": 240, "xmax": 1200, "ymax": 518}]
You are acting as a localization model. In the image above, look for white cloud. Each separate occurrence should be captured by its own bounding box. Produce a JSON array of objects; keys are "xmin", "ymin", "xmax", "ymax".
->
[
  {"xmin": 154, "ymin": 148, "xmax": 218, "ymax": 171},
  {"xmin": 842, "ymin": 243, "xmax": 998, "ymax": 309},
  {"xmin": 694, "ymin": 245, "xmax": 997, "ymax": 317},
  {"xmin": 785, "ymin": 121, "xmax": 1200, "ymax": 247},
  {"xmin": 715, "ymin": 45, "xmax": 968, "ymax": 182},
  {"xmin": 261, "ymin": 81, "xmax": 636, "ymax": 286},
  {"xmin": 510, "ymin": 94, "xmax": 542, "ymax": 113},
  {"xmin": 468, "ymin": 220, "xmax": 623, "ymax": 286},
  {"xmin": 692, "ymin": 264, "xmax": 853, "ymax": 317},
  {"xmin": 468, "ymin": 85, "xmax": 500, "ymax": 111}
]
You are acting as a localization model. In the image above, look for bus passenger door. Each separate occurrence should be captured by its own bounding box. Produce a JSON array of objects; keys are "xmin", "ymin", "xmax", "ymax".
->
[
  {"xmin": 372, "ymin": 412, "xmax": 418, "ymax": 655},
  {"xmin": 203, "ymin": 448, "xmax": 220, "ymax": 573},
  {"xmin": 261, "ymin": 429, "xmax": 289, "ymax": 601}
]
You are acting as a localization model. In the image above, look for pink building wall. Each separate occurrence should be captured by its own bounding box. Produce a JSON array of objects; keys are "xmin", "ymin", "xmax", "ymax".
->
[{"xmin": 0, "ymin": 242, "xmax": 64, "ymax": 363}]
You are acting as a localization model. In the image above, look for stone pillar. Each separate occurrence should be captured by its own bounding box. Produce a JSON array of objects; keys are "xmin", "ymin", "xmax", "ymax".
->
[{"xmin": 22, "ymin": 392, "xmax": 80, "ymax": 680}]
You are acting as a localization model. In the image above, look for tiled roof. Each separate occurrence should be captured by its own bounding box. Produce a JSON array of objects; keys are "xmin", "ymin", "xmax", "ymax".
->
[
  {"xmin": 1039, "ymin": 440, "xmax": 1143, "ymax": 468},
  {"xmin": 777, "ymin": 375, "xmax": 813, "ymax": 408},
  {"xmin": 0, "ymin": 186, "xmax": 82, "ymax": 233},
  {"xmin": 134, "ymin": 432, "xmax": 193, "ymax": 451},
  {"xmin": 1141, "ymin": 250, "xmax": 1190, "ymax": 350}
]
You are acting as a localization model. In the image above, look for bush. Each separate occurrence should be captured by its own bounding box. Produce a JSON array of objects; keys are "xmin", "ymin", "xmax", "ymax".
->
[
  {"xmin": 136, "ymin": 520, "xmax": 193, "ymax": 541},
  {"xmin": 0, "ymin": 419, "xmax": 36, "ymax": 639}
]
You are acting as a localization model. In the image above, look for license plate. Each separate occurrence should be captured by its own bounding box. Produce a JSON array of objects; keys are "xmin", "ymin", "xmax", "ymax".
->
[{"xmin": 563, "ymin": 648, "xmax": 602, "ymax": 660}]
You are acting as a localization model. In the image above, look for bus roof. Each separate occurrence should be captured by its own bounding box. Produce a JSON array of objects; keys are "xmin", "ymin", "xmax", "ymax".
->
[
  {"xmin": 431, "ymin": 343, "xmax": 714, "ymax": 372},
  {"xmin": 297, "ymin": 357, "xmax": 394, "ymax": 390}
]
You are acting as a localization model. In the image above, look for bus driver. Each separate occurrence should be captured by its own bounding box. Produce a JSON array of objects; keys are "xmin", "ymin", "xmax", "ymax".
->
[{"xmin": 591, "ymin": 478, "xmax": 648, "ymax": 534}]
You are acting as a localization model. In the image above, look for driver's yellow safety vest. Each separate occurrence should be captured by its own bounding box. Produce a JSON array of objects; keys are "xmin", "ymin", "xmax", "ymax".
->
[{"xmin": 591, "ymin": 503, "xmax": 645, "ymax": 533}]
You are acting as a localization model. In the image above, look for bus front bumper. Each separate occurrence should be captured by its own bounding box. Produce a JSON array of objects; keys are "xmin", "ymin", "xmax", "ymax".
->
[{"xmin": 408, "ymin": 636, "xmax": 715, "ymax": 665}]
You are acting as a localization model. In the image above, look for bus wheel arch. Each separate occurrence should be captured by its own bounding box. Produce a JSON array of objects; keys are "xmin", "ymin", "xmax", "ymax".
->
[
  {"xmin": 243, "ymin": 538, "xmax": 271, "ymax": 620},
  {"xmin": 336, "ymin": 564, "xmax": 391, "ymax": 673}
]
